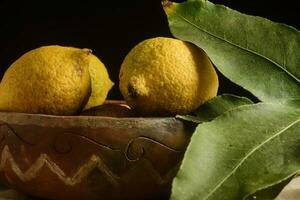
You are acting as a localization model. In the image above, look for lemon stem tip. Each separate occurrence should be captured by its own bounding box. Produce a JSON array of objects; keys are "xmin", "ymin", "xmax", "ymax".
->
[
  {"xmin": 82, "ymin": 48, "xmax": 93, "ymax": 55},
  {"xmin": 161, "ymin": 0, "xmax": 174, "ymax": 15}
]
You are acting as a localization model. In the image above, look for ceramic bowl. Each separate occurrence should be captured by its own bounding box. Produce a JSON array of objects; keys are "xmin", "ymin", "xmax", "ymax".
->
[{"xmin": 0, "ymin": 102, "xmax": 193, "ymax": 200}]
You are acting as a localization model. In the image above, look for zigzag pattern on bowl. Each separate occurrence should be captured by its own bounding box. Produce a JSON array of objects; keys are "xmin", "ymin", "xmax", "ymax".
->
[
  {"xmin": 0, "ymin": 122, "xmax": 183, "ymax": 187},
  {"xmin": 0, "ymin": 145, "xmax": 120, "ymax": 186}
]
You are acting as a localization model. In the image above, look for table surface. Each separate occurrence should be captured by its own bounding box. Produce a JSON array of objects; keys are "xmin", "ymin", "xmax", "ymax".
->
[{"xmin": 0, "ymin": 177, "xmax": 300, "ymax": 200}]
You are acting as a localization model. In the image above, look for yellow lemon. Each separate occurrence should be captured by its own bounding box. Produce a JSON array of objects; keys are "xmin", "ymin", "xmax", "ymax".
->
[
  {"xmin": 83, "ymin": 54, "xmax": 114, "ymax": 110},
  {"xmin": 0, "ymin": 45, "xmax": 113, "ymax": 115},
  {"xmin": 119, "ymin": 37, "xmax": 218, "ymax": 116}
]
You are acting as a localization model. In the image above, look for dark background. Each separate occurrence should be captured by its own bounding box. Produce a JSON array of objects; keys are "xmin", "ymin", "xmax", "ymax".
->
[{"xmin": 0, "ymin": 0, "xmax": 299, "ymax": 100}]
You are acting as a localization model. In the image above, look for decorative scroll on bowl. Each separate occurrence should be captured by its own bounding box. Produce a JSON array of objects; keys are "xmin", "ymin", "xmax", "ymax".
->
[{"xmin": 0, "ymin": 101, "xmax": 194, "ymax": 200}]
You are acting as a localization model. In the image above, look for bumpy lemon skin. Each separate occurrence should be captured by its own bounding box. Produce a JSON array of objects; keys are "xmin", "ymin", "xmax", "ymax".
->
[
  {"xmin": 0, "ymin": 45, "xmax": 91, "ymax": 115},
  {"xmin": 83, "ymin": 54, "xmax": 114, "ymax": 111},
  {"xmin": 119, "ymin": 37, "xmax": 219, "ymax": 116}
]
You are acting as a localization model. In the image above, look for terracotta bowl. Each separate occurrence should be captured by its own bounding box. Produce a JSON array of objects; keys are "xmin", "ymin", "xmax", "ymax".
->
[{"xmin": 0, "ymin": 101, "xmax": 194, "ymax": 200}]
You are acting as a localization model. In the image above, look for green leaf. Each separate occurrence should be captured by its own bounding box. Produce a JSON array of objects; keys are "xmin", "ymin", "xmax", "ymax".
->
[
  {"xmin": 249, "ymin": 176, "xmax": 294, "ymax": 200},
  {"xmin": 177, "ymin": 94, "xmax": 253, "ymax": 123},
  {"xmin": 163, "ymin": 0, "xmax": 300, "ymax": 106},
  {"xmin": 171, "ymin": 103, "xmax": 300, "ymax": 200}
]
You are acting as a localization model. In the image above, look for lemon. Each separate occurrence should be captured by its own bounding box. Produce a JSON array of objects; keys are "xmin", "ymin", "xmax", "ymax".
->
[
  {"xmin": 119, "ymin": 37, "xmax": 219, "ymax": 116},
  {"xmin": 0, "ymin": 45, "xmax": 113, "ymax": 115},
  {"xmin": 83, "ymin": 54, "xmax": 114, "ymax": 110}
]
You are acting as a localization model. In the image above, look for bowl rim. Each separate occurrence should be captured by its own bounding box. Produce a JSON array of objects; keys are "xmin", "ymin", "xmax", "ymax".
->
[
  {"xmin": 0, "ymin": 111, "xmax": 184, "ymax": 130},
  {"xmin": 0, "ymin": 111, "xmax": 175, "ymax": 120},
  {"xmin": 0, "ymin": 100, "xmax": 179, "ymax": 122}
]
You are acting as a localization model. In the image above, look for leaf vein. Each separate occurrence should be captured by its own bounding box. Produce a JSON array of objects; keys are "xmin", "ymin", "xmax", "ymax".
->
[
  {"xmin": 174, "ymin": 13, "xmax": 300, "ymax": 83},
  {"xmin": 202, "ymin": 118, "xmax": 300, "ymax": 200}
]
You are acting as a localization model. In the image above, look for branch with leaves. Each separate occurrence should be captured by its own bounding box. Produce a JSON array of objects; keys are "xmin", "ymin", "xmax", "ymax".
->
[{"xmin": 163, "ymin": 0, "xmax": 300, "ymax": 199}]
